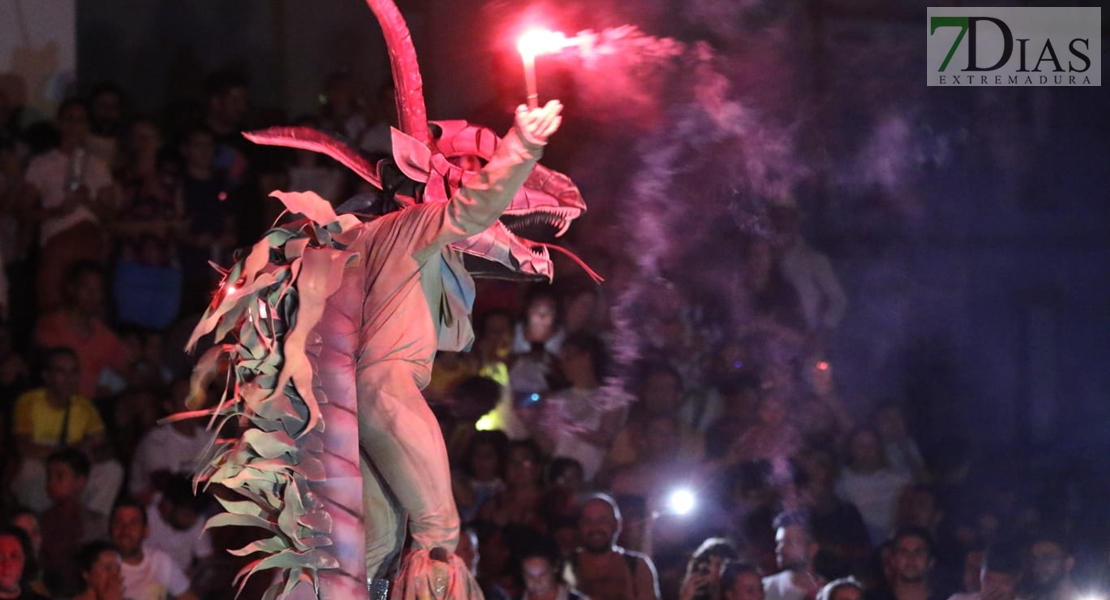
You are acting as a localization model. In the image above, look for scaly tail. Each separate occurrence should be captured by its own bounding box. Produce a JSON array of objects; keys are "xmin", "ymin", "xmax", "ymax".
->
[{"xmin": 185, "ymin": 192, "xmax": 368, "ymax": 600}]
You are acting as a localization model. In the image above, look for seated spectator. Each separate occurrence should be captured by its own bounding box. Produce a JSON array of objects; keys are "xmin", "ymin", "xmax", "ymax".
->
[
  {"xmin": 836, "ymin": 428, "xmax": 910, "ymax": 545},
  {"xmin": 721, "ymin": 561, "xmax": 766, "ymax": 600},
  {"xmin": 870, "ymin": 405, "xmax": 928, "ymax": 483},
  {"xmin": 111, "ymin": 116, "xmax": 186, "ymax": 331},
  {"xmin": 0, "ymin": 321, "xmax": 29, "ymax": 407},
  {"xmin": 443, "ymin": 375, "xmax": 504, "ymax": 464},
  {"xmin": 144, "ymin": 475, "xmax": 212, "ymax": 575},
  {"xmin": 33, "ymin": 261, "xmax": 134, "ymax": 401},
  {"xmin": 1020, "ymin": 533, "xmax": 1077, "ymax": 600},
  {"xmin": 0, "ymin": 524, "xmax": 48, "ymax": 600},
  {"xmin": 818, "ymin": 578, "xmax": 864, "ymax": 600},
  {"xmin": 567, "ymin": 494, "xmax": 661, "ymax": 600},
  {"xmin": 518, "ymin": 535, "xmax": 588, "ymax": 600},
  {"xmin": 721, "ymin": 394, "xmax": 801, "ymax": 473},
  {"xmin": 865, "ymin": 527, "xmax": 946, "ymax": 600},
  {"xmin": 39, "ymin": 448, "xmax": 109, "ymax": 598},
  {"xmin": 508, "ymin": 287, "xmax": 565, "ymax": 405},
  {"xmin": 72, "ymin": 541, "xmax": 125, "ymax": 600},
  {"xmin": 11, "ymin": 347, "xmax": 123, "ymax": 514},
  {"xmin": 947, "ymin": 540, "xmax": 1021, "ymax": 600},
  {"xmin": 797, "ymin": 357, "xmax": 853, "ymax": 450},
  {"xmin": 25, "ymin": 99, "xmax": 118, "ymax": 314},
  {"xmin": 453, "ymin": 430, "xmax": 508, "ymax": 525},
  {"xmin": 722, "ymin": 462, "xmax": 781, "ymax": 576},
  {"xmin": 794, "ymin": 448, "xmax": 872, "ymax": 574},
  {"xmin": 679, "ymin": 538, "xmax": 741, "ymax": 600},
  {"xmin": 110, "ymin": 498, "xmax": 199, "ymax": 600},
  {"xmin": 477, "ymin": 440, "xmax": 547, "ymax": 533},
  {"xmin": 703, "ymin": 374, "xmax": 762, "ymax": 461},
  {"xmin": 128, "ymin": 379, "xmax": 211, "ymax": 504},
  {"xmin": 6, "ymin": 510, "xmax": 46, "ymax": 597},
  {"xmin": 536, "ymin": 333, "xmax": 624, "ymax": 482},
  {"xmin": 606, "ymin": 363, "xmax": 705, "ymax": 472}
]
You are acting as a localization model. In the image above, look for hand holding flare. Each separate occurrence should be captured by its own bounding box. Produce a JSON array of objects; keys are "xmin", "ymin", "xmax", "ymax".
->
[{"xmin": 517, "ymin": 28, "xmax": 571, "ymax": 109}]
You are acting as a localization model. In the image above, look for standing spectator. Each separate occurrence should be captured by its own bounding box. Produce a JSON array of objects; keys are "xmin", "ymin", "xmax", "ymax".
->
[
  {"xmin": 763, "ymin": 510, "xmax": 826, "ymax": 600},
  {"xmin": 38, "ymin": 448, "xmax": 109, "ymax": 598},
  {"xmin": 0, "ymin": 525, "xmax": 48, "ymax": 600},
  {"xmin": 452, "ymin": 430, "xmax": 507, "ymax": 525},
  {"xmin": 25, "ymin": 99, "xmax": 118, "ymax": 313},
  {"xmin": 11, "ymin": 347, "xmax": 123, "ymax": 513},
  {"xmin": 509, "ymin": 287, "xmax": 565, "ymax": 405},
  {"xmin": 33, "ymin": 261, "xmax": 134, "ymax": 401},
  {"xmin": 567, "ymin": 494, "xmax": 660, "ymax": 600},
  {"xmin": 109, "ymin": 498, "xmax": 199, "ymax": 600},
  {"xmin": 836, "ymin": 428, "xmax": 910, "ymax": 545}
]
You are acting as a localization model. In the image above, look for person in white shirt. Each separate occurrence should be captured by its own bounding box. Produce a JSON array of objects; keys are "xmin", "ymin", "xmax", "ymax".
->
[
  {"xmin": 109, "ymin": 498, "xmax": 199, "ymax": 600},
  {"xmin": 144, "ymin": 475, "xmax": 213, "ymax": 575},
  {"xmin": 763, "ymin": 510, "xmax": 826, "ymax": 600},
  {"xmin": 25, "ymin": 99, "xmax": 117, "ymax": 313},
  {"xmin": 129, "ymin": 380, "xmax": 208, "ymax": 504}
]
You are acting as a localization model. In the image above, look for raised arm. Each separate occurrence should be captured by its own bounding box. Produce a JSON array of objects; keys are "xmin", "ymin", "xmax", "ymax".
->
[{"xmin": 410, "ymin": 100, "xmax": 563, "ymax": 260}]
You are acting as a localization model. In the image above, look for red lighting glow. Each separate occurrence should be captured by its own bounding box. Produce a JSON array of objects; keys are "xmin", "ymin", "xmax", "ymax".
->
[{"xmin": 816, "ymin": 361, "xmax": 830, "ymax": 371}]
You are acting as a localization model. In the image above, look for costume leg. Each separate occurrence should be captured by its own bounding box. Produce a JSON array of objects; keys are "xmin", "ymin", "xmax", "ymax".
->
[
  {"xmin": 356, "ymin": 369, "xmax": 460, "ymax": 556},
  {"xmin": 360, "ymin": 447, "xmax": 405, "ymax": 579}
]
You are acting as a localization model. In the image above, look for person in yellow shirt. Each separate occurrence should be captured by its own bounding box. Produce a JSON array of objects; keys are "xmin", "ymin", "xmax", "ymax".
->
[{"xmin": 12, "ymin": 346, "xmax": 123, "ymax": 514}]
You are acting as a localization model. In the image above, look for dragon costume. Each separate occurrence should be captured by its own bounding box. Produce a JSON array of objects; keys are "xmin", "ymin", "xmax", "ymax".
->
[{"xmin": 181, "ymin": 2, "xmax": 590, "ymax": 600}]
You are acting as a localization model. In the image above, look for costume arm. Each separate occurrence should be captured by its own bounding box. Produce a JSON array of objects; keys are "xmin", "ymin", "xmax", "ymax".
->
[
  {"xmin": 409, "ymin": 127, "xmax": 541, "ymax": 261},
  {"xmin": 411, "ymin": 101, "xmax": 562, "ymax": 261}
]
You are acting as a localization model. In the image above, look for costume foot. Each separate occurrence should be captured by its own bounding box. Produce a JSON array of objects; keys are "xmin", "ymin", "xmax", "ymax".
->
[{"xmin": 391, "ymin": 548, "xmax": 481, "ymax": 600}]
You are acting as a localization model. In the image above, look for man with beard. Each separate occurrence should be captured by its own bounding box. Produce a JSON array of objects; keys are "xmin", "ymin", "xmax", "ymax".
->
[
  {"xmin": 109, "ymin": 498, "xmax": 199, "ymax": 600},
  {"xmin": 1020, "ymin": 534, "xmax": 1077, "ymax": 600},
  {"xmin": 763, "ymin": 510, "xmax": 826, "ymax": 600},
  {"xmin": 867, "ymin": 527, "xmax": 946, "ymax": 600},
  {"xmin": 567, "ymin": 494, "xmax": 660, "ymax": 600}
]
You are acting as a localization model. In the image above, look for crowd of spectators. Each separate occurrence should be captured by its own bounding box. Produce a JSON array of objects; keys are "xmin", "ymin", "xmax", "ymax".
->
[{"xmin": 0, "ymin": 66, "xmax": 1105, "ymax": 600}]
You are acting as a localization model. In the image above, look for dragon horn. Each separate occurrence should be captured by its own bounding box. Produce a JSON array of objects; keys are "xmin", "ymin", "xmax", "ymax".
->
[{"xmin": 365, "ymin": 0, "xmax": 430, "ymax": 147}]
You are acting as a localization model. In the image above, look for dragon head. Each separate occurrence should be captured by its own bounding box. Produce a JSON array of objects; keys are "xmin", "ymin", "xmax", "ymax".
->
[{"xmin": 389, "ymin": 119, "xmax": 589, "ymax": 281}]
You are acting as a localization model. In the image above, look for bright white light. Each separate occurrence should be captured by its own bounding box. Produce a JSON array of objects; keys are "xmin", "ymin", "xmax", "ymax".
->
[
  {"xmin": 517, "ymin": 28, "xmax": 569, "ymax": 58},
  {"xmin": 1077, "ymin": 593, "xmax": 1106, "ymax": 600},
  {"xmin": 668, "ymin": 488, "xmax": 696, "ymax": 516}
]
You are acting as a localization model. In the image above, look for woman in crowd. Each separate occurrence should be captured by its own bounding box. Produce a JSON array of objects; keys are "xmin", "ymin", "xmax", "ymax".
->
[{"xmin": 0, "ymin": 525, "xmax": 47, "ymax": 600}]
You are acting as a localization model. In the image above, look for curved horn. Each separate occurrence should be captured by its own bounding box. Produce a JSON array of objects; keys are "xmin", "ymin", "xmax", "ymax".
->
[{"xmin": 365, "ymin": 0, "xmax": 430, "ymax": 147}]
